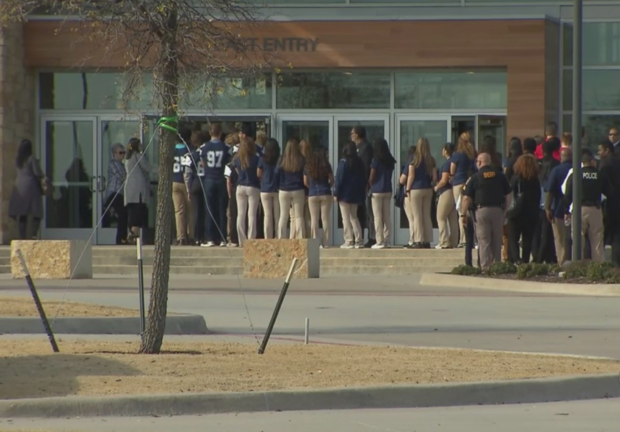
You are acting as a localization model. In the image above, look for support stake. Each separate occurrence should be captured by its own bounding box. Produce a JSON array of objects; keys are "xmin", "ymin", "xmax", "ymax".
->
[
  {"xmin": 137, "ymin": 228, "xmax": 146, "ymax": 339},
  {"xmin": 304, "ymin": 317, "xmax": 310, "ymax": 345}
]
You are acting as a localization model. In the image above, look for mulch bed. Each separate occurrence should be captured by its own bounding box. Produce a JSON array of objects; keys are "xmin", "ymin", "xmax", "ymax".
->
[{"xmin": 477, "ymin": 274, "xmax": 604, "ymax": 285}]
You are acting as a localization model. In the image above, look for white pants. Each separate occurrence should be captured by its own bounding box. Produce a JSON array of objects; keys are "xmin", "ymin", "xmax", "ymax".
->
[
  {"xmin": 371, "ymin": 192, "xmax": 392, "ymax": 246},
  {"xmin": 339, "ymin": 202, "xmax": 362, "ymax": 246},
  {"xmin": 236, "ymin": 185, "xmax": 260, "ymax": 245},
  {"xmin": 260, "ymin": 192, "xmax": 280, "ymax": 239},
  {"xmin": 308, "ymin": 195, "xmax": 332, "ymax": 246},
  {"xmin": 278, "ymin": 189, "xmax": 306, "ymax": 239}
]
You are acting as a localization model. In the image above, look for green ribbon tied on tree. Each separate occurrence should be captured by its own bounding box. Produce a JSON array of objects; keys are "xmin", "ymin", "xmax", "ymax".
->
[{"xmin": 157, "ymin": 116, "xmax": 179, "ymax": 133}]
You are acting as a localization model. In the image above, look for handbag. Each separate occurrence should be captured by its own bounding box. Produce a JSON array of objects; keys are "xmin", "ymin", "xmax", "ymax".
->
[
  {"xmin": 506, "ymin": 180, "xmax": 523, "ymax": 219},
  {"xmin": 394, "ymin": 184, "xmax": 405, "ymax": 209}
]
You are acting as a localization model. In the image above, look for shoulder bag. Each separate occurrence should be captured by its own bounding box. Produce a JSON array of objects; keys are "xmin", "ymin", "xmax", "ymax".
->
[{"xmin": 505, "ymin": 180, "xmax": 523, "ymax": 219}]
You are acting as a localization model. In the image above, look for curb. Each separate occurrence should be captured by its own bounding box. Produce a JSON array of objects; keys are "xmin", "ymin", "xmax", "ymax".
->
[
  {"xmin": 0, "ymin": 315, "xmax": 208, "ymax": 335},
  {"xmin": 420, "ymin": 273, "xmax": 620, "ymax": 297},
  {"xmin": 0, "ymin": 374, "xmax": 618, "ymax": 418}
]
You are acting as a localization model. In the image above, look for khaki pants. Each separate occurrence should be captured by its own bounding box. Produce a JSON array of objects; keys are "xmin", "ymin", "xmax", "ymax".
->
[
  {"xmin": 409, "ymin": 189, "xmax": 433, "ymax": 243},
  {"xmin": 475, "ymin": 206, "xmax": 504, "ymax": 271},
  {"xmin": 502, "ymin": 224, "xmax": 509, "ymax": 262},
  {"xmin": 403, "ymin": 195, "xmax": 415, "ymax": 245},
  {"xmin": 582, "ymin": 206, "xmax": 604, "ymax": 262},
  {"xmin": 236, "ymin": 185, "xmax": 260, "ymax": 245},
  {"xmin": 371, "ymin": 192, "xmax": 392, "ymax": 246},
  {"xmin": 436, "ymin": 190, "xmax": 458, "ymax": 248},
  {"xmin": 172, "ymin": 182, "xmax": 191, "ymax": 241},
  {"xmin": 260, "ymin": 192, "xmax": 280, "ymax": 239},
  {"xmin": 552, "ymin": 218, "xmax": 569, "ymax": 265},
  {"xmin": 308, "ymin": 195, "xmax": 332, "ymax": 246},
  {"xmin": 339, "ymin": 202, "xmax": 362, "ymax": 246},
  {"xmin": 278, "ymin": 189, "xmax": 306, "ymax": 239},
  {"xmin": 289, "ymin": 198, "xmax": 311, "ymax": 239},
  {"xmin": 453, "ymin": 186, "xmax": 466, "ymax": 244}
]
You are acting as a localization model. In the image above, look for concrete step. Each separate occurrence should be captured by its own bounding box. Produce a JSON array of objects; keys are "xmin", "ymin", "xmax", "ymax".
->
[
  {"xmin": 92, "ymin": 256, "xmax": 244, "ymax": 266},
  {"xmin": 0, "ymin": 265, "xmax": 10, "ymax": 274},
  {"xmin": 321, "ymin": 266, "xmax": 455, "ymax": 276},
  {"xmin": 94, "ymin": 265, "xmax": 242, "ymax": 276}
]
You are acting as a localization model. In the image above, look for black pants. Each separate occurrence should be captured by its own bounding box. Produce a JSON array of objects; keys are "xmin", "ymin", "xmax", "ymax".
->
[
  {"xmin": 606, "ymin": 203, "xmax": 620, "ymax": 267},
  {"xmin": 465, "ymin": 215, "xmax": 478, "ymax": 267},
  {"xmin": 17, "ymin": 215, "xmax": 41, "ymax": 240},
  {"xmin": 105, "ymin": 194, "xmax": 128, "ymax": 244},
  {"xmin": 534, "ymin": 210, "xmax": 557, "ymax": 264},
  {"xmin": 508, "ymin": 212, "xmax": 537, "ymax": 263},
  {"xmin": 191, "ymin": 186, "xmax": 206, "ymax": 243},
  {"xmin": 204, "ymin": 178, "xmax": 228, "ymax": 244}
]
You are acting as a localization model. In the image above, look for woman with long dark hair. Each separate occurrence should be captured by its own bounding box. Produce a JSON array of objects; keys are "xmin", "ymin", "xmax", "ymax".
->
[
  {"xmin": 9, "ymin": 139, "xmax": 45, "ymax": 239},
  {"xmin": 406, "ymin": 137, "xmax": 437, "ymax": 249},
  {"xmin": 451, "ymin": 131, "xmax": 476, "ymax": 247},
  {"xmin": 434, "ymin": 143, "xmax": 458, "ymax": 249},
  {"xmin": 507, "ymin": 154, "xmax": 541, "ymax": 263},
  {"xmin": 369, "ymin": 138, "xmax": 396, "ymax": 249},
  {"xmin": 335, "ymin": 141, "xmax": 367, "ymax": 248},
  {"xmin": 503, "ymin": 137, "xmax": 523, "ymax": 182},
  {"xmin": 257, "ymin": 138, "xmax": 281, "ymax": 239},
  {"xmin": 304, "ymin": 148, "xmax": 334, "ymax": 247},
  {"xmin": 124, "ymin": 137, "xmax": 152, "ymax": 243},
  {"xmin": 234, "ymin": 137, "xmax": 261, "ymax": 245}
]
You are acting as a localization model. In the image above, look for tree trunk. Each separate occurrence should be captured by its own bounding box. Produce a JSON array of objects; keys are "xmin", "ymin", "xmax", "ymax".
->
[{"xmin": 139, "ymin": 4, "xmax": 179, "ymax": 355}]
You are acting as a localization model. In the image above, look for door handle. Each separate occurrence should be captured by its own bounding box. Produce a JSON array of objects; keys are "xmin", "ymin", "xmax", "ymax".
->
[
  {"xmin": 89, "ymin": 176, "xmax": 98, "ymax": 193},
  {"xmin": 99, "ymin": 176, "xmax": 107, "ymax": 192}
]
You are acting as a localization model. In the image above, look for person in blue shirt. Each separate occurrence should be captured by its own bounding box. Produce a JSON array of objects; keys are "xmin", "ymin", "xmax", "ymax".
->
[
  {"xmin": 188, "ymin": 130, "xmax": 210, "ymax": 245},
  {"xmin": 276, "ymin": 138, "xmax": 306, "ymax": 239},
  {"xmin": 304, "ymin": 147, "xmax": 334, "ymax": 248},
  {"xmin": 398, "ymin": 146, "xmax": 416, "ymax": 248},
  {"xmin": 233, "ymin": 137, "xmax": 261, "ymax": 245},
  {"xmin": 368, "ymin": 138, "xmax": 396, "ymax": 249},
  {"xmin": 335, "ymin": 140, "xmax": 367, "ymax": 249},
  {"xmin": 544, "ymin": 146, "xmax": 573, "ymax": 264},
  {"xmin": 199, "ymin": 123, "xmax": 230, "ymax": 247},
  {"xmin": 257, "ymin": 138, "xmax": 281, "ymax": 239},
  {"xmin": 434, "ymin": 143, "xmax": 458, "ymax": 249},
  {"xmin": 172, "ymin": 127, "xmax": 193, "ymax": 245},
  {"xmin": 406, "ymin": 137, "xmax": 438, "ymax": 249},
  {"xmin": 450, "ymin": 131, "xmax": 476, "ymax": 247}
]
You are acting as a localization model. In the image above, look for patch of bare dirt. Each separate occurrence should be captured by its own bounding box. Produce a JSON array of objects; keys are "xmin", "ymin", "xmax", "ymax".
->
[{"xmin": 0, "ymin": 296, "xmax": 138, "ymax": 318}]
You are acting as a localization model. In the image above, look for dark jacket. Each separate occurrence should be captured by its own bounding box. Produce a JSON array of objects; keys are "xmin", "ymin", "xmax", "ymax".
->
[{"xmin": 356, "ymin": 139, "xmax": 373, "ymax": 180}]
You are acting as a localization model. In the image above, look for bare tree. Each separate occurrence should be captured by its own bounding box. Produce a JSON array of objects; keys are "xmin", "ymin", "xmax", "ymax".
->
[{"xmin": 1, "ymin": 0, "xmax": 272, "ymax": 353}]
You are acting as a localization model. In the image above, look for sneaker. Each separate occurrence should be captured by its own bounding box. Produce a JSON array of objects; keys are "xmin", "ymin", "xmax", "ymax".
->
[
  {"xmin": 457, "ymin": 242, "xmax": 466, "ymax": 248},
  {"xmin": 220, "ymin": 242, "xmax": 227, "ymax": 247},
  {"xmin": 228, "ymin": 243, "xmax": 239, "ymax": 248},
  {"xmin": 403, "ymin": 243, "xmax": 413, "ymax": 249},
  {"xmin": 371, "ymin": 244, "xmax": 385, "ymax": 249},
  {"xmin": 435, "ymin": 244, "xmax": 453, "ymax": 250},
  {"xmin": 340, "ymin": 244, "xmax": 354, "ymax": 249},
  {"xmin": 354, "ymin": 243, "xmax": 363, "ymax": 249},
  {"xmin": 201, "ymin": 241, "xmax": 215, "ymax": 247}
]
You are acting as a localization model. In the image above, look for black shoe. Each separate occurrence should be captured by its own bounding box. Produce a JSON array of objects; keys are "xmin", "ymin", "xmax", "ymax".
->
[
  {"xmin": 364, "ymin": 239, "xmax": 376, "ymax": 248},
  {"xmin": 410, "ymin": 242, "xmax": 423, "ymax": 249},
  {"xmin": 423, "ymin": 242, "xmax": 431, "ymax": 249}
]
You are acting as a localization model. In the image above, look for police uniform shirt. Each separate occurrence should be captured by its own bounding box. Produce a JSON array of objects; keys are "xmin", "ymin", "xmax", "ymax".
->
[
  {"xmin": 463, "ymin": 166, "xmax": 511, "ymax": 207},
  {"xmin": 564, "ymin": 165, "xmax": 612, "ymax": 213}
]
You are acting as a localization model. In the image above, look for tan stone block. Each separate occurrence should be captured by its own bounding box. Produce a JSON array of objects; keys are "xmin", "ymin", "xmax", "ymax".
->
[
  {"xmin": 243, "ymin": 239, "xmax": 320, "ymax": 279},
  {"xmin": 10, "ymin": 240, "xmax": 93, "ymax": 279}
]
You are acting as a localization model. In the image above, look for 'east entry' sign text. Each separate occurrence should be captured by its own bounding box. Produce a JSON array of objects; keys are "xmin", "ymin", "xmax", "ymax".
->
[{"xmin": 224, "ymin": 38, "xmax": 319, "ymax": 53}]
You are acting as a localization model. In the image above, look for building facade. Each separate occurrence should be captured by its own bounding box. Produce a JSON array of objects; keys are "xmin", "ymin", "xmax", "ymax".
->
[{"xmin": 1, "ymin": 0, "xmax": 619, "ymax": 246}]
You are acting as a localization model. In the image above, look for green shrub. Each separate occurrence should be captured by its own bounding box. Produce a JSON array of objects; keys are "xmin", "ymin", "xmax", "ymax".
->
[
  {"xmin": 563, "ymin": 261, "xmax": 590, "ymax": 279},
  {"xmin": 586, "ymin": 261, "xmax": 615, "ymax": 281},
  {"xmin": 487, "ymin": 261, "xmax": 517, "ymax": 276},
  {"xmin": 451, "ymin": 265, "xmax": 482, "ymax": 276},
  {"xmin": 516, "ymin": 263, "xmax": 551, "ymax": 279}
]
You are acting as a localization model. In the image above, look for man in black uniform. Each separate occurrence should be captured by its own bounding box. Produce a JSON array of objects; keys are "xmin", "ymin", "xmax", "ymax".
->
[
  {"xmin": 599, "ymin": 141, "xmax": 620, "ymax": 266},
  {"xmin": 461, "ymin": 153, "xmax": 513, "ymax": 271},
  {"xmin": 351, "ymin": 125, "xmax": 375, "ymax": 247},
  {"xmin": 564, "ymin": 149, "xmax": 612, "ymax": 262}
]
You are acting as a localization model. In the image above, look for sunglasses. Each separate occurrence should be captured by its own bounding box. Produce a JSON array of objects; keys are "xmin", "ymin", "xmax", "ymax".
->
[{"xmin": 118, "ymin": 151, "xmax": 126, "ymax": 155}]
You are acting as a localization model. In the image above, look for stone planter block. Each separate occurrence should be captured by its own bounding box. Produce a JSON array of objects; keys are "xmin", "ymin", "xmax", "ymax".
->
[
  {"xmin": 243, "ymin": 239, "xmax": 320, "ymax": 279},
  {"xmin": 10, "ymin": 240, "xmax": 92, "ymax": 279}
]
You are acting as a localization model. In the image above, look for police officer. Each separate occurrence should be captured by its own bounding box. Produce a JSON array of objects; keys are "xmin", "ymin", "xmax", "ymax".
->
[
  {"xmin": 563, "ymin": 149, "xmax": 612, "ymax": 262},
  {"xmin": 461, "ymin": 153, "xmax": 513, "ymax": 271}
]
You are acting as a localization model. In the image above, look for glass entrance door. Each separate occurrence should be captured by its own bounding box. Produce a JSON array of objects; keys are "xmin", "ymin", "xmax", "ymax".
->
[
  {"xmin": 395, "ymin": 115, "xmax": 451, "ymax": 247},
  {"xmin": 476, "ymin": 115, "xmax": 507, "ymax": 160}
]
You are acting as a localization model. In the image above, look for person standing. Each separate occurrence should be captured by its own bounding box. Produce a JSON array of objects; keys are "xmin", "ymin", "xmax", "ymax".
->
[
  {"xmin": 368, "ymin": 138, "xmax": 396, "ymax": 249},
  {"xmin": 172, "ymin": 127, "xmax": 193, "ymax": 245},
  {"xmin": 406, "ymin": 137, "xmax": 437, "ymax": 249},
  {"xmin": 563, "ymin": 150, "xmax": 612, "ymax": 262},
  {"xmin": 257, "ymin": 138, "xmax": 281, "ymax": 239},
  {"xmin": 335, "ymin": 141, "xmax": 367, "ymax": 249},
  {"xmin": 461, "ymin": 153, "xmax": 513, "ymax": 271},
  {"xmin": 224, "ymin": 134, "xmax": 240, "ymax": 247},
  {"xmin": 609, "ymin": 127, "xmax": 620, "ymax": 150},
  {"xmin": 304, "ymin": 148, "xmax": 334, "ymax": 248},
  {"xmin": 9, "ymin": 139, "xmax": 46, "ymax": 240},
  {"xmin": 544, "ymin": 146, "xmax": 573, "ymax": 264},
  {"xmin": 124, "ymin": 138, "xmax": 152, "ymax": 243},
  {"xmin": 434, "ymin": 143, "xmax": 458, "ymax": 249},
  {"xmin": 450, "ymin": 131, "xmax": 476, "ymax": 248},
  {"xmin": 290, "ymin": 139, "xmax": 313, "ymax": 239},
  {"xmin": 534, "ymin": 139, "xmax": 560, "ymax": 263},
  {"xmin": 200, "ymin": 123, "xmax": 230, "ymax": 247},
  {"xmin": 599, "ymin": 141, "xmax": 620, "ymax": 266},
  {"xmin": 502, "ymin": 137, "xmax": 523, "ymax": 261},
  {"xmin": 234, "ymin": 137, "xmax": 261, "ymax": 245},
  {"xmin": 351, "ymin": 125, "xmax": 375, "ymax": 248},
  {"xmin": 189, "ymin": 131, "xmax": 210, "ymax": 246},
  {"xmin": 535, "ymin": 121, "xmax": 560, "ymax": 160},
  {"xmin": 276, "ymin": 139, "xmax": 306, "ymax": 239},
  {"xmin": 103, "ymin": 143, "xmax": 128, "ymax": 245},
  {"xmin": 399, "ymin": 146, "xmax": 416, "ymax": 248}
]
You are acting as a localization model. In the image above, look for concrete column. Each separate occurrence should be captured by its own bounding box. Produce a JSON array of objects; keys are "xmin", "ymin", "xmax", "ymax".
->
[{"xmin": 0, "ymin": 24, "xmax": 36, "ymax": 244}]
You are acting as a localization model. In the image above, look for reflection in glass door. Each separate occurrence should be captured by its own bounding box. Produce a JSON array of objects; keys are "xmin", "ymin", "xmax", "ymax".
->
[
  {"xmin": 41, "ymin": 117, "xmax": 96, "ymax": 240},
  {"xmin": 333, "ymin": 117, "xmax": 388, "ymax": 246},
  {"xmin": 98, "ymin": 119, "xmax": 141, "ymax": 244},
  {"xmin": 476, "ymin": 115, "xmax": 507, "ymax": 161},
  {"xmin": 395, "ymin": 116, "xmax": 450, "ymax": 247}
]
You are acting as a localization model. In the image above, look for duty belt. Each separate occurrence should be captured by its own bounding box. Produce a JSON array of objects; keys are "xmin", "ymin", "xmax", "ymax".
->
[
  {"xmin": 582, "ymin": 201, "xmax": 601, "ymax": 208},
  {"xmin": 476, "ymin": 204, "xmax": 502, "ymax": 209}
]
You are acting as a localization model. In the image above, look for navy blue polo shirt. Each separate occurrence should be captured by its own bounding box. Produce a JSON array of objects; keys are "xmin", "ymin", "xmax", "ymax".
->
[
  {"xmin": 305, "ymin": 169, "xmax": 332, "ymax": 197},
  {"xmin": 451, "ymin": 151, "xmax": 473, "ymax": 186},
  {"xmin": 437, "ymin": 159, "xmax": 453, "ymax": 195},
  {"xmin": 544, "ymin": 160, "xmax": 572, "ymax": 218},
  {"xmin": 277, "ymin": 158, "xmax": 305, "ymax": 191},
  {"xmin": 199, "ymin": 139, "xmax": 230, "ymax": 180},
  {"xmin": 234, "ymin": 155, "xmax": 260, "ymax": 188},
  {"xmin": 370, "ymin": 158, "xmax": 394, "ymax": 194},
  {"xmin": 410, "ymin": 159, "xmax": 432, "ymax": 190},
  {"xmin": 172, "ymin": 144, "xmax": 190, "ymax": 184},
  {"xmin": 258, "ymin": 158, "xmax": 278, "ymax": 193},
  {"xmin": 335, "ymin": 159, "xmax": 366, "ymax": 204}
]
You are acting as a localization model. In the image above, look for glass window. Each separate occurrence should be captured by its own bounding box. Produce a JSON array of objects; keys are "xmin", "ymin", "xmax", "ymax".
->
[
  {"xmin": 564, "ymin": 22, "xmax": 620, "ymax": 66},
  {"xmin": 394, "ymin": 70, "xmax": 507, "ymax": 110},
  {"xmin": 181, "ymin": 74, "xmax": 272, "ymax": 110},
  {"xmin": 352, "ymin": 0, "xmax": 457, "ymax": 2},
  {"xmin": 562, "ymin": 114, "xmax": 620, "ymax": 149},
  {"xmin": 563, "ymin": 69, "xmax": 620, "ymax": 111},
  {"xmin": 277, "ymin": 72, "xmax": 391, "ymax": 109}
]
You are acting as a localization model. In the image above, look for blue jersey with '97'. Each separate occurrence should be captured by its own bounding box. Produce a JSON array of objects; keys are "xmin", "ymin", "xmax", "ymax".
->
[
  {"xmin": 173, "ymin": 144, "xmax": 191, "ymax": 184},
  {"xmin": 199, "ymin": 140, "xmax": 231, "ymax": 180}
]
